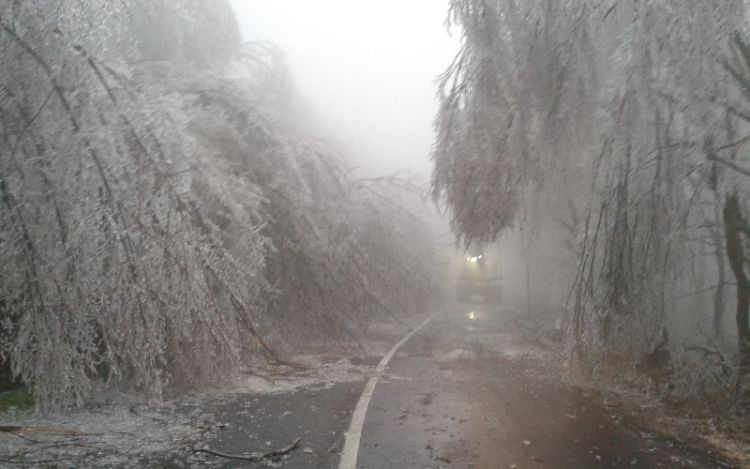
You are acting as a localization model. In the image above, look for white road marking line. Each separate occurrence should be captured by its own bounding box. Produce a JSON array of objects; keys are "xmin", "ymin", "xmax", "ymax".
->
[{"xmin": 338, "ymin": 314, "xmax": 436, "ymax": 469}]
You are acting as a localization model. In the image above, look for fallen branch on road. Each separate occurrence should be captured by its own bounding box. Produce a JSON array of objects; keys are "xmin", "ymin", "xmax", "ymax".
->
[
  {"xmin": 193, "ymin": 437, "xmax": 302, "ymax": 462},
  {"xmin": 0, "ymin": 426, "xmax": 85, "ymax": 435}
]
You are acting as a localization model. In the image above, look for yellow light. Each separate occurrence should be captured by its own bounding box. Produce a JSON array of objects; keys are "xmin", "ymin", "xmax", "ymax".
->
[
  {"xmin": 471, "ymin": 257, "xmax": 478, "ymax": 262},
  {"xmin": 469, "ymin": 312, "xmax": 475, "ymax": 320}
]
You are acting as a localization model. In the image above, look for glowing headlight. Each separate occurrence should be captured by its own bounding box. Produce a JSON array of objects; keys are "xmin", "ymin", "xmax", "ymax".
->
[{"xmin": 471, "ymin": 257, "xmax": 478, "ymax": 262}]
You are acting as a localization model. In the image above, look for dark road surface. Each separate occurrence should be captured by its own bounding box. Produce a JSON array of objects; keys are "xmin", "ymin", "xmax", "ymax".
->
[
  {"xmin": 1, "ymin": 306, "xmax": 733, "ymax": 468},
  {"xmin": 353, "ymin": 306, "xmax": 719, "ymax": 469},
  {"xmin": 183, "ymin": 305, "xmax": 724, "ymax": 469}
]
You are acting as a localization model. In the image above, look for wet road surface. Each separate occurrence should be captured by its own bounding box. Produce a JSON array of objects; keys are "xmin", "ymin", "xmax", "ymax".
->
[
  {"xmin": 354, "ymin": 306, "xmax": 719, "ymax": 469},
  {"xmin": 2, "ymin": 306, "xmax": 731, "ymax": 468}
]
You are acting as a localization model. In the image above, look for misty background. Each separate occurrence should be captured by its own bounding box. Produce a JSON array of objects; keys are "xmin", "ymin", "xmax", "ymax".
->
[
  {"xmin": 229, "ymin": 0, "xmax": 459, "ymax": 179},
  {"xmin": 4, "ymin": 0, "xmax": 750, "ymax": 430},
  {"xmin": 226, "ymin": 2, "xmax": 561, "ymax": 312}
]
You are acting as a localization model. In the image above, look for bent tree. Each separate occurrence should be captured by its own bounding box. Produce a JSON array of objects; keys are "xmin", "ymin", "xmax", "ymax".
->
[
  {"xmin": 1, "ymin": 0, "xmax": 440, "ymax": 409},
  {"xmin": 0, "ymin": 0, "xmax": 273, "ymax": 409},
  {"xmin": 432, "ymin": 0, "xmax": 750, "ymax": 408}
]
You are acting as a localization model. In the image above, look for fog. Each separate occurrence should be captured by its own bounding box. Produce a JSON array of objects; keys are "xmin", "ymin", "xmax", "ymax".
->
[
  {"xmin": 5, "ymin": 4, "xmax": 750, "ymax": 456},
  {"xmin": 0, "ymin": 0, "xmax": 455, "ymax": 407},
  {"xmin": 5, "ymin": 3, "xmax": 750, "ymax": 459},
  {"xmin": 226, "ymin": 1, "xmax": 562, "ymax": 310},
  {"xmin": 228, "ymin": 0, "xmax": 459, "ymax": 180}
]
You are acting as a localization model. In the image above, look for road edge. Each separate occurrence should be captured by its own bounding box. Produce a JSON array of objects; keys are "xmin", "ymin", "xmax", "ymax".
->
[{"xmin": 337, "ymin": 313, "xmax": 437, "ymax": 469}]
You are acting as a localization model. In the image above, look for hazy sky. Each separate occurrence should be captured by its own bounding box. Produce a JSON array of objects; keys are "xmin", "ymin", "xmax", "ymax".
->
[{"xmin": 228, "ymin": 0, "xmax": 460, "ymax": 181}]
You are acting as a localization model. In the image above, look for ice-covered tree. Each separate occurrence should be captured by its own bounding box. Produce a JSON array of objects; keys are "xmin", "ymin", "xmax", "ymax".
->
[
  {"xmin": 127, "ymin": 0, "xmax": 242, "ymax": 68},
  {"xmin": 0, "ymin": 0, "xmax": 278, "ymax": 409},
  {"xmin": 1, "ymin": 0, "xmax": 440, "ymax": 409},
  {"xmin": 432, "ymin": 0, "xmax": 750, "ymax": 407}
]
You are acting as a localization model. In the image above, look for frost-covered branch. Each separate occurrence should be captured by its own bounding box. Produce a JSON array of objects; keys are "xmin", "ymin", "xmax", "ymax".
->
[{"xmin": 0, "ymin": 0, "xmax": 441, "ymax": 409}]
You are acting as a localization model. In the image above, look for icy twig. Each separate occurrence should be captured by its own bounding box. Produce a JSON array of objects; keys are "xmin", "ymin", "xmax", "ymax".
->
[{"xmin": 193, "ymin": 436, "xmax": 302, "ymax": 462}]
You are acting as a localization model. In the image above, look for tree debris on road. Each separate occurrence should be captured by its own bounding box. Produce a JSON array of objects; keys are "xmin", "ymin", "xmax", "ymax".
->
[{"xmin": 193, "ymin": 436, "xmax": 302, "ymax": 462}]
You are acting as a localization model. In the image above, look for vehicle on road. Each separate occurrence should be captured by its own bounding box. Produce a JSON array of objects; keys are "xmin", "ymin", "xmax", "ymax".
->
[{"xmin": 455, "ymin": 244, "xmax": 501, "ymax": 304}]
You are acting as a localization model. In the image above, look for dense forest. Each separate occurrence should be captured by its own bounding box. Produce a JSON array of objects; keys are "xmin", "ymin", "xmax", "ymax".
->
[
  {"xmin": 0, "ymin": 0, "xmax": 440, "ymax": 410},
  {"xmin": 9, "ymin": 0, "xmax": 750, "ymax": 429},
  {"xmin": 432, "ymin": 0, "xmax": 750, "ymax": 419}
]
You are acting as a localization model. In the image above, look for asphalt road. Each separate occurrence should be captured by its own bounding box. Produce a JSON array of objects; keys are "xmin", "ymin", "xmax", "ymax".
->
[
  {"xmin": 352, "ymin": 305, "xmax": 722, "ymax": 469},
  {"xmin": 183, "ymin": 305, "xmax": 723, "ymax": 469},
  {"xmin": 2, "ymin": 305, "xmax": 732, "ymax": 468}
]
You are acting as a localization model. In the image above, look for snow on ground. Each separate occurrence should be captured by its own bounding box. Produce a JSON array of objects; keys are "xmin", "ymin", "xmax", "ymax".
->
[
  {"xmin": 0, "ymin": 398, "xmax": 194, "ymax": 468},
  {"xmin": 0, "ymin": 318, "xmax": 418, "ymax": 469},
  {"xmin": 0, "ymin": 357, "xmax": 382, "ymax": 468}
]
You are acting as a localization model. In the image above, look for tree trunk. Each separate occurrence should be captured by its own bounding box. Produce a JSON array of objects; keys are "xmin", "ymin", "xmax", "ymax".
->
[
  {"xmin": 712, "ymin": 220, "xmax": 726, "ymax": 339},
  {"xmin": 723, "ymin": 194, "xmax": 750, "ymax": 411}
]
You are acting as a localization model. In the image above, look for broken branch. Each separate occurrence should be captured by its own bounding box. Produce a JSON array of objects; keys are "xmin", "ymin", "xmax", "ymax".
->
[{"xmin": 193, "ymin": 437, "xmax": 302, "ymax": 462}]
